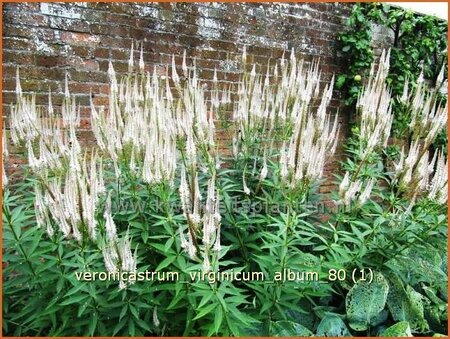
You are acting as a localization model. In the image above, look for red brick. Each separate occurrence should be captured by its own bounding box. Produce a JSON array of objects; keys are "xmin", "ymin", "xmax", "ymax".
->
[{"xmin": 60, "ymin": 32, "xmax": 101, "ymax": 46}]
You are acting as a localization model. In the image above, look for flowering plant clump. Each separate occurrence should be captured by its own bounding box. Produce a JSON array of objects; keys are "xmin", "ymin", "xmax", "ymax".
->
[{"xmin": 2, "ymin": 46, "xmax": 447, "ymax": 337}]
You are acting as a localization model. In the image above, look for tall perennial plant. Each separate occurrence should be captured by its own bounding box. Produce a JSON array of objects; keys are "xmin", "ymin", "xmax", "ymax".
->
[{"xmin": 2, "ymin": 46, "xmax": 447, "ymax": 337}]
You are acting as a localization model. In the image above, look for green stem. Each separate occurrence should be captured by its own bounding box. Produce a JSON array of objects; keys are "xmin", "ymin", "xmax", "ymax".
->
[
  {"xmin": 52, "ymin": 232, "xmax": 68, "ymax": 291},
  {"xmin": 221, "ymin": 189, "xmax": 249, "ymax": 265}
]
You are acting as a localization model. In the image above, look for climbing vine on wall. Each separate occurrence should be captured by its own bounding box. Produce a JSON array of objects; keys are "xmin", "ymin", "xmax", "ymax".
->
[
  {"xmin": 336, "ymin": 3, "xmax": 378, "ymax": 106},
  {"xmin": 337, "ymin": 3, "xmax": 448, "ymax": 149}
]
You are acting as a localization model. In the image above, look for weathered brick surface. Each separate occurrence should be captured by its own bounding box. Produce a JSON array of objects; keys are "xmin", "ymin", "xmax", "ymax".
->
[{"xmin": 2, "ymin": 2, "xmax": 393, "ymax": 193}]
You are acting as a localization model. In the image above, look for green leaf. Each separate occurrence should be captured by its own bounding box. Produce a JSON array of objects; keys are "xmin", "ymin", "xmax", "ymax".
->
[
  {"xmin": 213, "ymin": 305, "xmax": 224, "ymax": 334},
  {"xmin": 155, "ymin": 256, "xmax": 176, "ymax": 271},
  {"xmin": 271, "ymin": 321, "xmax": 313, "ymax": 336},
  {"xmin": 60, "ymin": 294, "xmax": 90, "ymax": 306},
  {"xmin": 386, "ymin": 275, "xmax": 429, "ymax": 333},
  {"xmin": 135, "ymin": 317, "xmax": 152, "ymax": 333},
  {"xmin": 346, "ymin": 272, "xmax": 389, "ymax": 331},
  {"xmin": 119, "ymin": 304, "xmax": 128, "ymax": 321},
  {"xmin": 113, "ymin": 315, "xmax": 129, "ymax": 335},
  {"xmin": 336, "ymin": 75, "xmax": 347, "ymax": 89},
  {"xmin": 316, "ymin": 313, "xmax": 352, "ymax": 337},
  {"xmin": 381, "ymin": 321, "xmax": 413, "ymax": 337},
  {"xmin": 88, "ymin": 312, "xmax": 98, "ymax": 336},
  {"xmin": 128, "ymin": 319, "xmax": 136, "ymax": 336},
  {"xmin": 342, "ymin": 45, "xmax": 351, "ymax": 52},
  {"xmin": 193, "ymin": 302, "xmax": 217, "ymax": 321}
]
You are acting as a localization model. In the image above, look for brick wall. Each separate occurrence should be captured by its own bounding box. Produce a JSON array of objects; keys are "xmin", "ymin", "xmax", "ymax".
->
[{"xmin": 2, "ymin": 2, "xmax": 392, "ymax": 193}]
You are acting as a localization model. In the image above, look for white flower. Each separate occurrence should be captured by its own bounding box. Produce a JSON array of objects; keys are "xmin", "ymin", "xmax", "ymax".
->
[
  {"xmin": 171, "ymin": 54, "xmax": 180, "ymax": 85},
  {"xmin": 428, "ymin": 151, "xmax": 448, "ymax": 204},
  {"xmin": 186, "ymin": 231, "xmax": 197, "ymax": 259},
  {"xmin": 259, "ymin": 156, "xmax": 268, "ymax": 181},
  {"xmin": 35, "ymin": 185, "xmax": 48, "ymax": 229},
  {"xmin": 243, "ymin": 173, "xmax": 250, "ymax": 195},
  {"xmin": 250, "ymin": 64, "xmax": 256, "ymax": 78},
  {"xmin": 15, "ymin": 67, "xmax": 22, "ymax": 96},
  {"xmin": 339, "ymin": 172, "xmax": 350, "ymax": 196},
  {"xmin": 129, "ymin": 147, "xmax": 138, "ymax": 174},
  {"xmin": 179, "ymin": 226, "xmax": 188, "ymax": 250},
  {"xmin": 3, "ymin": 126, "xmax": 8, "ymax": 159},
  {"xmin": 358, "ymin": 179, "xmax": 375, "ymax": 205},
  {"xmin": 102, "ymin": 230, "xmax": 139, "ymax": 290},
  {"xmin": 280, "ymin": 144, "xmax": 289, "ymax": 180},
  {"xmin": 119, "ymin": 230, "xmax": 136, "ymax": 273},
  {"xmin": 341, "ymin": 179, "xmax": 362, "ymax": 206},
  {"xmin": 27, "ymin": 141, "xmax": 41, "ymax": 171},
  {"xmin": 153, "ymin": 306, "xmax": 160, "ymax": 328},
  {"xmin": 190, "ymin": 213, "xmax": 201, "ymax": 226},
  {"xmin": 179, "ymin": 166, "xmax": 190, "ymax": 215},
  {"xmin": 214, "ymin": 190, "xmax": 221, "ymax": 224},
  {"xmin": 2, "ymin": 159, "xmax": 8, "ymax": 189},
  {"xmin": 2, "ymin": 127, "xmax": 8, "ymax": 188},
  {"xmin": 185, "ymin": 133, "xmax": 197, "ymax": 166},
  {"xmin": 213, "ymin": 67, "xmax": 218, "ymax": 83},
  {"xmin": 400, "ymin": 77, "xmax": 409, "ymax": 103},
  {"xmin": 128, "ymin": 41, "xmax": 134, "ymax": 72},
  {"xmin": 139, "ymin": 45, "xmax": 145, "ymax": 71},
  {"xmin": 64, "ymin": 73, "xmax": 70, "ymax": 98},
  {"xmin": 104, "ymin": 192, "xmax": 117, "ymax": 241},
  {"xmin": 213, "ymin": 227, "xmax": 222, "ymax": 252},
  {"xmin": 357, "ymin": 50, "xmax": 393, "ymax": 155},
  {"xmin": 202, "ymin": 253, "xmax": 211, "ymax": 273},
  {"xmin": 102, "ymin": 244, "xmax": 119, "ymax": 274}
]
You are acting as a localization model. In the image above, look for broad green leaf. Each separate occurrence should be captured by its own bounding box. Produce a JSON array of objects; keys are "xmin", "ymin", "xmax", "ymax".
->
[
  {"xmin": 386, "ymin": 274, "xmax": 429, "ymax": 333},
  {"xmin": 381, "ymin": 321, "xmax": 413, "ymax": 337},
  {"xmin": 316, "ymin": 313, "xmax": 352, "ymax": 337},
  {"xmin": 346, "ymin": 272, "xmax": 389, "ymax": 331},
  {"xmin": 271, "ymin": 320, "xmax": 313, "ymax": 336}
]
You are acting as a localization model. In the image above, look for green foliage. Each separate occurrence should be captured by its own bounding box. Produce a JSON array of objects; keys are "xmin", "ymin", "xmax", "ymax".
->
[
  {"xmin": 4, "ymin": 135, "xmax": 447, "ymax": 337},
  {"xmin": 316, "ymin": 313, "xmax": 352, "ymax": 337},
  {"xmin": 386, "ymin": 274, "xmax": 429, "ymax": 333},
  {"xmin": 381, "ymin": 321, "xmax": 413, "ymax": 337},
  {"xmin": 338, "ymin": 3, "xmax": 448, "ymax": 151},
  {"xmin": 336, "ymin": 3, "xmax": 380, "ymax": 105},
  {"xmin": 271, "ymin": 320, "xmax": 313, "ymax": 337}
]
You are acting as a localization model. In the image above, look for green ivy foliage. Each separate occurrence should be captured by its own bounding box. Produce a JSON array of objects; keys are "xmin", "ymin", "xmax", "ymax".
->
[
  {"xmin": 337, "ymin": 4, "xmax": 448, "ymax": 151},
  {"xmin": 336, "ymin": 3, "xmax": 380, "ymax": 106}
]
